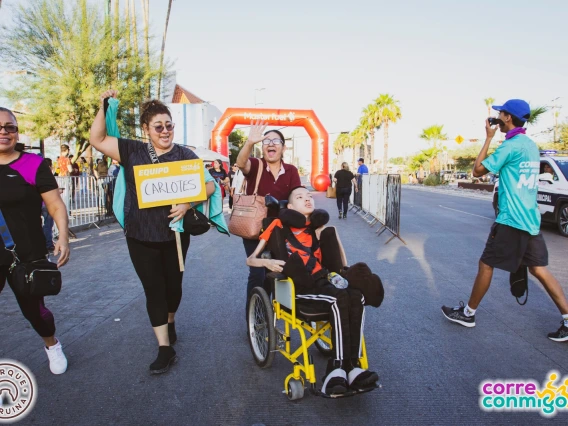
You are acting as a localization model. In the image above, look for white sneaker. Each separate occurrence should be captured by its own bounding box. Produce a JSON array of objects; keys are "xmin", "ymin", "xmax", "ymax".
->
[{"xmin": 44, "ymin": 339, "xmax": 68, "ymax": 375}]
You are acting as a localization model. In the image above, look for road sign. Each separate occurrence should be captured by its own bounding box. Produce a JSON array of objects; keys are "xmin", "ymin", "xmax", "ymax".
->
[{"xmin": 455, "ymin": 135, "xmax": 464, "ymax": 144}]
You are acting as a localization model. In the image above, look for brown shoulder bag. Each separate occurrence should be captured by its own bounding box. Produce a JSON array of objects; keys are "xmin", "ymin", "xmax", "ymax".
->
[{"xmin": 228, "ymin": 164, "xmax": 267, "ymax": 239}]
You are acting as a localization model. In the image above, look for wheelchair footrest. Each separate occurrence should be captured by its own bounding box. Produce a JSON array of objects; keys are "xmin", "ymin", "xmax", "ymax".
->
[{"xmin": 311, "ymin": 382, "xmax": 380, "ymax": 399}]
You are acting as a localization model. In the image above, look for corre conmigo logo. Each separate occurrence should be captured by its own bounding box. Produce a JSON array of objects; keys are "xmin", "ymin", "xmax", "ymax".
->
[{"xmin": 0, "ymin": 360, "xmax": 37, "ymax": 424}]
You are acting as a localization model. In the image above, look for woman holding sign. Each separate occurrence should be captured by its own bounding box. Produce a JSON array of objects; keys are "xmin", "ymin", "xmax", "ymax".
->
[{"xmin": 89, "ymin": 90, "xmax": 215, "ymax": 374}]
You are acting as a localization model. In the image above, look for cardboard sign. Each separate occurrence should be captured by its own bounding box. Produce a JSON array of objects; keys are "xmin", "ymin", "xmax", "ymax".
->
[{"xmin": 134, "ymin": 160, "xmax": 207, "ymax": 209}]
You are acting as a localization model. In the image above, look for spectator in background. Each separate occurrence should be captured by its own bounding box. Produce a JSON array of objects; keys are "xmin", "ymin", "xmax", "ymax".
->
[
  {"xmin": 356, "ymin": 158, "xmax": 368, "ymax": 175},
  {"xmin": 108, "ymin": 159, "xmax": 120, "ymax": 178},
  {"xmin": 230, "ymin": 164, "xmax": 245, "ymax": 210},
  {"xmin": 94, "ymin": 156, "xmax": 109, "ymax": 215},
  {"xmin": 209, "ymin": 159, "xmax": 229, "ymax": 198},
  {"xmin": 56, "ymin": 145, "xmax": 72, "ymax": 177},
  {"xmin": 94, "ymin": 155, "xmax": 109, "ymax": 179},
  {"xmin": 70, "ymin": 156, "xmax": 81, "ymax": 206},
  {"xmin": 56, "ymin": 145, "xmax": 73, "ymax": 215},
  {"xmin": 334, "ymin": 162, "xmax": 358, "ymax": 219},
  {"xmin": 228, "ymin": 164, "xmax": 239, "ymax": 209}
]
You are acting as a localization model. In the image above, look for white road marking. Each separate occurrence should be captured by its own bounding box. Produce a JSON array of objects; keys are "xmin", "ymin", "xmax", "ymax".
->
[{"xmin": 439, "ymin": 205, "xmax": 493, "ymax": 220}]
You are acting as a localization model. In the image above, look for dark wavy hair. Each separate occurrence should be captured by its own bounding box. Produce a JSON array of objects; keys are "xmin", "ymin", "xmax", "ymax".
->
[{"xmin": 140, "ymin": 99, "xmax": 172, "ymax": 129}]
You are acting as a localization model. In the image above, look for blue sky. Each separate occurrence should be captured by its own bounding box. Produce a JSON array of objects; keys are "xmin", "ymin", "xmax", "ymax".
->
[{"xmin": 2, "ymin": 0, "xmax": 567, "ymax": 160}]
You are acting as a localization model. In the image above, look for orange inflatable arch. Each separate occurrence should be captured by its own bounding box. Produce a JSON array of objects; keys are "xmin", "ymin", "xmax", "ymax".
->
[{"xmin": 210, "ymin": 108, "xmax": 330, "ymax": 191}]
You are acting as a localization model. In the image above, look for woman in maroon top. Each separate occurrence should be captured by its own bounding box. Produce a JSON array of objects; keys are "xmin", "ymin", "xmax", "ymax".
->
[{"xmin": 235, "ymin": 120, "xmax": 301, "ymax": 310}]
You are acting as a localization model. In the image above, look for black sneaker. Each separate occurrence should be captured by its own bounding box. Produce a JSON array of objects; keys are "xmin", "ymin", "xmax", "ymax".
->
[
  {"xmin": 168, "ymin": 322, "xmax": 177, "ymax": 345},
  {"xmin": 149, "ymin": 346, "xmax": 177, "ymax": 374},
  {"xmin": 441, "ymin": 301, "xmax": 475, "ymax": 328},
  {"xmin": 548, "ymin": 322, "xmax": 568, "ymax": 342},
  {"xmin": 338, "ymin": 213, "xmax": 342, "ymax": 219},
  {"xmin": 347, "ymin": 359, "xmax": 378, "ymax": 390},
  {"xmin": 322, "ymin": 360, "xmax": 348, "ymax": 396},
  {"xmin": 342, "ymin": 213, "xmax": 347, "ymax": 219}
]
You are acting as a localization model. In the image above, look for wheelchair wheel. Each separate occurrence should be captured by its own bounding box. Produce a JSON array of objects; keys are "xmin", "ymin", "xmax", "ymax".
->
[
  {"xmin": 311, "ymin": 321, "xmax": 333, "ymax": 357},
  {"xmin": 287, "ymin": 379, "xmax": 305, "ymax": 401},
  {"xmin": 248, "ymin": 287, "xmax": 276, "ymax": 368}
]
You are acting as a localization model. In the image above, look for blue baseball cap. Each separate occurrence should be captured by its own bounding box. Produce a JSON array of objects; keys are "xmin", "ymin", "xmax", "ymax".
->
[{"xmin": 492, "ymin": 99, "xmax": 531, "ymax": 123}]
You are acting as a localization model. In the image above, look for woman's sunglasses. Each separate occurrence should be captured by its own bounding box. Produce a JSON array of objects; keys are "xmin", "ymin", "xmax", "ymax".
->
[
  {"xmin": 150, "ymin": 123, "xmax": 175, "ymax": 133},
  {"xmin": 0, "ymin": 124, "xmax": 18, "ymax": 133}
]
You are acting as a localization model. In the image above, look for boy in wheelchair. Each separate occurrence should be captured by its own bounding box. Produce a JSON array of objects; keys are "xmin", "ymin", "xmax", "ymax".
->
[{"xmin": 246, "ymin": 186, "xmax": 380, "ymax": 396}]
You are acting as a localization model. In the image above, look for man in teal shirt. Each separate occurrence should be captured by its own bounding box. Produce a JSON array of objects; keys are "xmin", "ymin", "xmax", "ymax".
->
[{"xmin": 442, "ymin": 99, "xmax": 568, "ymax": 341}]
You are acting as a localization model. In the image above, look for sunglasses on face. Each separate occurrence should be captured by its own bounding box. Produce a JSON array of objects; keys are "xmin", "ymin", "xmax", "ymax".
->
[
  {"xmin": 0, "ymin": 124, "xmax": 18, "ymax": 133},
  {"xmin": 150, "ymin": 123, "xmax": 175, "ymax": 133},
  {"xmin": 262, "ymin": 138, "xmax": 283, "ymax": 146}
]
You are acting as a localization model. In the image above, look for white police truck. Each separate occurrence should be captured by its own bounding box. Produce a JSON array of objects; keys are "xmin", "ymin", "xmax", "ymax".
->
[{"xmin": 492, "ymin": 151, "xmax": 568, "ymax": 237}]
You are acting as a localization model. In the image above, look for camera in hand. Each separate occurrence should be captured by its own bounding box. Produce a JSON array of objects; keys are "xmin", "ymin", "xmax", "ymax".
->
[{"xmin": 488, "ymin": 117, "xmax": 503, "ymax": 126}]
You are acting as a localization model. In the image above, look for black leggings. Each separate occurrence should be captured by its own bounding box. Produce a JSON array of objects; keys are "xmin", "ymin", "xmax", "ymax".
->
[
  {"xmin": 0, "ymin": 265, "xmax": 56, "ymax": 337},
  {"xmin": 336, "ymin": 187, "xmax": 351, "ymax": 214},
  {"xmin": 126, "ymin": 235, "xmax": 190, "ymax": 327}
]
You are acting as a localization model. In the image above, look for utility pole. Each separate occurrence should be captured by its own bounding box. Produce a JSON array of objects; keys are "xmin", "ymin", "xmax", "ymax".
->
[{"xmin": 552, "ymin": 97, "xmax": 560, "ymax": 142}]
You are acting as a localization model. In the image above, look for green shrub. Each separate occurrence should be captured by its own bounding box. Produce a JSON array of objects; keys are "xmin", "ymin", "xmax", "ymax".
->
[
  {"xmin": 401, "ymin": 174, "xmax": 409, "ymax": 184},
  {"xmin": 423, "ymin": 173, "xmax": 443, "ymax": 186}
]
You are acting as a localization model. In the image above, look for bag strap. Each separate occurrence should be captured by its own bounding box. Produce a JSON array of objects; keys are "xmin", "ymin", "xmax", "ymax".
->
[
  {"xmin": 252, "ymin": 159, "xmax": 263, "ymax": 195},
  {"xmin": 238, "ymin": 170, "xmax": 247, "ymax": 194},
  {"xmin": 0, "ymin": 209, "xmax": 20, "ymax": 271},
  {"xmin": 0, "ymin": 209, "xmax": 15, "ymax": 250},
  {"xmin": 283, "ymin": 226, "xmax": 321, "ymax": 275},
  {"xmin": 146, "ymin": 141, "xmax": 160, "ymax": 164}
]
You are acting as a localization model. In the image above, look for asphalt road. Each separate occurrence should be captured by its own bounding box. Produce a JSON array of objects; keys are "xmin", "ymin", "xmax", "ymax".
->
[{"xmin": 1, "ymin": 188, "xmax": 567, "ymax": 425}]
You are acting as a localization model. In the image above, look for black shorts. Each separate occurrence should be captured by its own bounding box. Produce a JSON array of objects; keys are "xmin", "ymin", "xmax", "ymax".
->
[{"xmin": 480, "ymin": 223, "xmax": 548, "ymax": 273}]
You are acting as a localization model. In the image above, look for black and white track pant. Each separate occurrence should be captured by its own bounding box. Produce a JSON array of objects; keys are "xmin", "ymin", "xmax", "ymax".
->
[{"xmin": 297, "ymin": 283, "xmax": 365, "ymax": 361}]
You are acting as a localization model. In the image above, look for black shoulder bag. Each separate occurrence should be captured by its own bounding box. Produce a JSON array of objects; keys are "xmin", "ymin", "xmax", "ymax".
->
[
  {"xmin": 145, "ymin": 142, "xmax": 211, "ymax": 236},
  {"xmin": 0, "ymin": 209, "xmax": 61, "ymax": 297}
]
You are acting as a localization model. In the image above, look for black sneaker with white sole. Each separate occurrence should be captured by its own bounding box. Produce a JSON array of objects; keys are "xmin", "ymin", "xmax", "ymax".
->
[
  {"xmin": 441, "ymin": 301, "xmax": 476, "ymax": 328},
  {"xmin": 548, "ymin": 322, "xmax": 568, "ymax": 342}
]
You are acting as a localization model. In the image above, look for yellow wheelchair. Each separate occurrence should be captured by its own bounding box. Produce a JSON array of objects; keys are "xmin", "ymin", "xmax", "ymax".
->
[{"xmin": 247, "ymin": 274, "xmax": 374, "ymax": 401}]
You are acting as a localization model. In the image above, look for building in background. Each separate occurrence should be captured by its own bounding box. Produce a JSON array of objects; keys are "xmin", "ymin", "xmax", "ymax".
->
[{"xmin": 166, "ymin": 84, "xmax": 222, "ymax": 150}]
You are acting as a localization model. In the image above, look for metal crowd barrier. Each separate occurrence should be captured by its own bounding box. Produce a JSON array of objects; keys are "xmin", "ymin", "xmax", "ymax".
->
[
  {"xmin": 349, "ymin": 173, "xmax": 405, "ymax": 245},
  {"xmin": 53, "ymin": 176, "xmax": 117, "ymax": 238}
]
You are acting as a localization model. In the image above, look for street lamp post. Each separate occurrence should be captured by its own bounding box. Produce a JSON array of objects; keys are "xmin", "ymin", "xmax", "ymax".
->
[{"xmin": 254, "ymin": 88, "xmax": 265, "ymax": 106}]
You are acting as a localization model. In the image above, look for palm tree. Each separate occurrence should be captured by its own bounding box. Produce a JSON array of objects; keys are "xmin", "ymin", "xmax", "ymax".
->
[
  {"xmin": 353, "ymin": 124, "xmax": 368, "ymax": 164},
  {"xmin": 360, "ymin": 103, "xmax": 381, "ymax": 170},
  {"xmin": 421, "ymin": 147, "xmax": 442, "ymax": 174},
  {"xmin": 484, "ymin": 97, "xmax": 495, "ymax": 117},
  {"xmin": 333, "ymin": 133, "xmax": 350, "ymax": 170},
  {"xmin": 157, "ymin": 0, "xmax": 173, "ymax": 99},
  {"xmin": 527, "ymin": 106, "xmax": 548, "ymax": 125},
  {"xmin": 419, "ymin": 125, "xmax": 447, "ymax": 173},
  {"xmin": 348, "ymin": 127, "xmax": 368, "ymax": 169},
  {"xmin": 141, "ymin": 0, "xmax": 150, "ymax": 98},
  {"xmin": 374, "ymin": 94, "xmax": 401, "ymax": 173}
]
